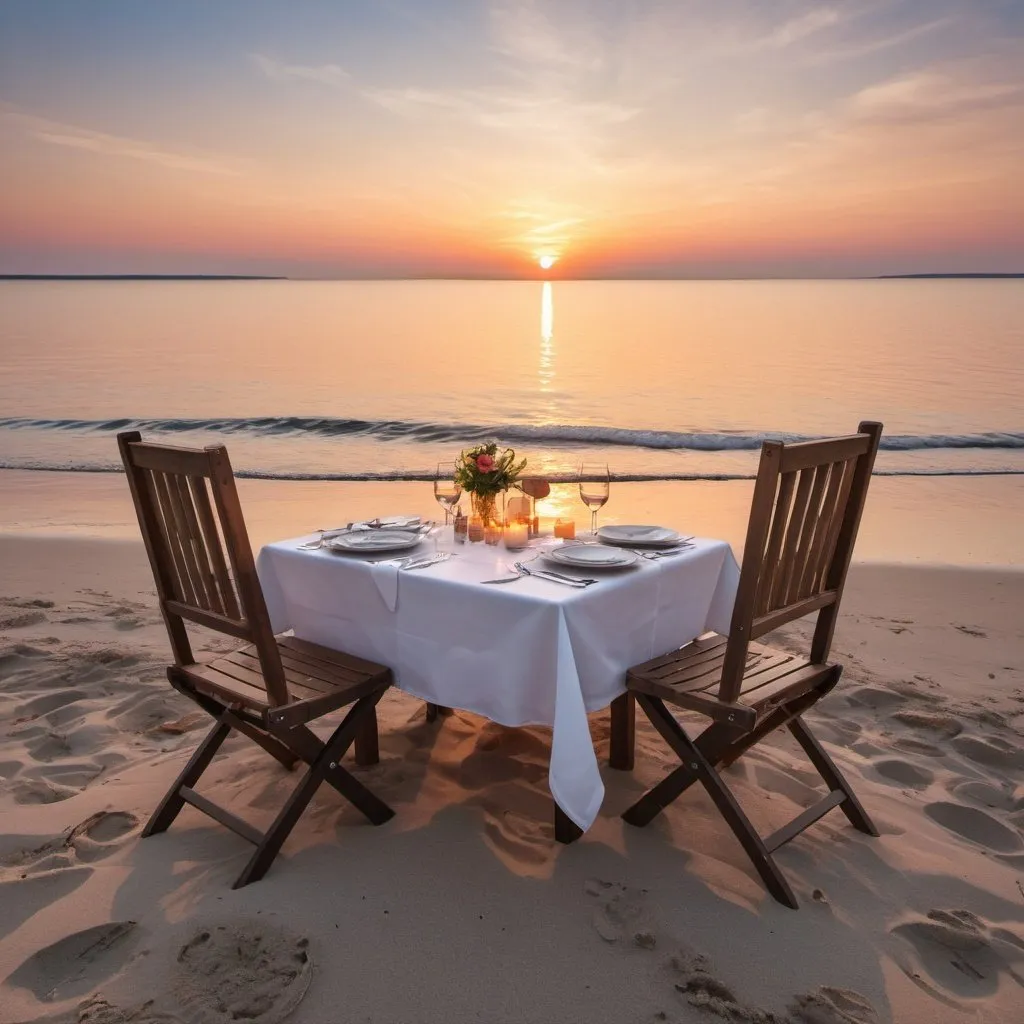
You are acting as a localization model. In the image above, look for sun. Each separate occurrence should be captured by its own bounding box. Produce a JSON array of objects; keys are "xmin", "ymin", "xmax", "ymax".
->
[{"xmin": 537, "ymin": 254, "xmax": 557, "ymax": 270}]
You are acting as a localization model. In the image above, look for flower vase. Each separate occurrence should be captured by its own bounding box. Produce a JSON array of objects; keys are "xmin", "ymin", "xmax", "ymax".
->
[{"xmin": 471, "ymin": 491, "xmax": 505, "ymax": 544}]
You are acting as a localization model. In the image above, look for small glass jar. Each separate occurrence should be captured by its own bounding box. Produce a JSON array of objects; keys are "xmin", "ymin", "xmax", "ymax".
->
[{"xmin": 453, "ymin": 512, "xmax": 468, "ymax": 544}]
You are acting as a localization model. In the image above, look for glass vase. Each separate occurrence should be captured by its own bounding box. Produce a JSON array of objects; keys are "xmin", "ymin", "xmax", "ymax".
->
[{"xmin": 471, "ymin": 491, "xmax": 505, "ymax": 544}]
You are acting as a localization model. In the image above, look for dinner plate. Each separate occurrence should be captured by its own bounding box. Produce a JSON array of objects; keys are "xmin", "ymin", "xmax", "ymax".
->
[
  {"xmin": 543, "ymin": 544, "xmax": 640, "ymax": 570},
  {"xmin": 597, "ymin": 524, "xmax": 684, "ymax": 548},
  {"xmin": 325, "ymin": 530, "xmax": 424, "ymax": 554}
]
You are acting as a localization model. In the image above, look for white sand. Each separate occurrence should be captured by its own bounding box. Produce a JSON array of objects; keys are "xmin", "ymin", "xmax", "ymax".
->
[{"xmin": 1, "ymin": 535, "xmax": 1022, "ymax": 1024}]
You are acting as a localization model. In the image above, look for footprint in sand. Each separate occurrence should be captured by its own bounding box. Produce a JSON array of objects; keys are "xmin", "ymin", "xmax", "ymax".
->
[
  {"xmin": 171, "ymin": 921, "xmax": 312, "ymax": 1024},
  {"xmin": 950, "ymin": 779, "xmax": 1023, "ymax": 812},
  {"xmin": 2, "ymin": 921, "xmax": 141, "ymax": 1005},
  {"xmin": 891, "ymin": 909, "xmax": 1024, "ymax": 1004},
  {"xmin": 845, "ymin": 687, "xmax": 907, "ymax": 710},
  {"xmin": 923, "ymin": 801, "xmax": 1022, "ymax": 853},
  {"xmin": 13, "ymin": 995, "xmax": 185, "ymax": 1024},
  {"xmin": 789, "ymin": 986, "xmax": 880, "ymax": 1023},
  {"xmin": 584, "ymin": 878, "xmax": 657, "ymax": 948},
  {"xmin": 952, "ymin": 734, "xmax": 1024, "ymax": 771},
  {"xmin": 0, "ymin": 644, "xmax": 51, "ymax": 681},
  {"xmin": 871, "ymin": 759, "xmax": 934, "ymax": 790},
  {"xmin": 1, "ymin": 811, "xmax": 140, "ymax": 870},
  {"xmin": 0, "ymin": 610, "xmax": 49, "ymax": 630}
]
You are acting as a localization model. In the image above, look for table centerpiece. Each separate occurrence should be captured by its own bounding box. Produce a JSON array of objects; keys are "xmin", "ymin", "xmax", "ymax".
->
[{"xmin": 454, "ymin": 441, "xmax": 527, "ymax": 531}]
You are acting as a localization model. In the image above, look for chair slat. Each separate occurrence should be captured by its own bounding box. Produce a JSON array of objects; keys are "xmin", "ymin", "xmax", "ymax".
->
[
  {"xmin": 772, "ymin": 467, "xmax": 814, "ymax": 609},
  {"xmin": 800, "ymin": 460, "xmax": 846, "ymax": 597},
  {"xmin": 756, "ymin": 471, "xmax": 795, "ymax": 616},
  {"xmin": 166, "ymin": 471, "xmax": 208, "ymax": 609},
  {"xmin": 811, "ymin": 457, "xmax": 856, "ymax": 593},
  {"xmin": 189, "ymin": 475, "xmax": 241, "ymax": 620},
  {"xmin": 789, "ymin": 462, "xmax": 830, "ymax": 603},
  {"xmin": 176, "ymin": 474, "xmax": 222, "ymax": 615},
  {"xmin": 150, "ymin": 470, "xmax": 194, "ymax": 604}
]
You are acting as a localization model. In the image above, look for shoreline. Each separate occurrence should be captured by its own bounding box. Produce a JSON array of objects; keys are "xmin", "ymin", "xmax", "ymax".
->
[{"xmin": 1, "ymin": 468, "xmax": 1021, "ymax": 567}]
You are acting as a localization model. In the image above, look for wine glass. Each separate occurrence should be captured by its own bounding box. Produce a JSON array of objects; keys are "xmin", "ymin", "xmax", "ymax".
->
[
  {"xmin": 433, "ymin": 463, "xmax": 462, "ymax": 525},
  {"xmin": 578, "ymin": 463, "xmax": 610, "ymax": 536}
]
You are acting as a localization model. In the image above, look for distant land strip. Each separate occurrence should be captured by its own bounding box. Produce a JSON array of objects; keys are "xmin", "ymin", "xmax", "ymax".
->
[
  {"xmin": 0, "ymin": 274, "xmax": 287, "ymax": 281},
  {"xmin": 876, "ymin": 273, "xmax": 1024, "ymax": 279}
]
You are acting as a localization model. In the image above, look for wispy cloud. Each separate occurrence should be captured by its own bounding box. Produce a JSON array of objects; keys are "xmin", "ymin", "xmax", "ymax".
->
[
  {"xmin": 0, "ymin": 106, "xmax": 242, "ymax": 176},
  {"xmin": 810, "ymin": 16, "xmax": 956, "ymax": 63},
  {"xmin": 251, "ymin": 53, "xmax": 349, "ymax": 88},
  {"xmin": 363, "ymin": 85, "xmax": 637, "ymax": 134},
  {"xmin": 488, "ymin": 2, "xmax": 604, "ymax": 72}
]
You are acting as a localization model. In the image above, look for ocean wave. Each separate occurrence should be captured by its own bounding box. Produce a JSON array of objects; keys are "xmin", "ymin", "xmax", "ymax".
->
[
  {"xmin": 1, "ymin": 416, "xmax": 1022, "ymax": 453},
  {"xmin": 0, "ymin": 459, "xmax": 1020, "ymax": 481}
]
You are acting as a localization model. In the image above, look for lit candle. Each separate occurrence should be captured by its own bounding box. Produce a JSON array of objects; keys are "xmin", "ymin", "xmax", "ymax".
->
[
  {"xmin": 554, "ymin": 518, "xmax": 576, "ymax": 540},
  {"xmin": 504, "ymin": 521, "xmax": 529, "ymax": 549},
  {"xmin": 467, "ymin": 516, "xmax": 484, "ymax": 543}
]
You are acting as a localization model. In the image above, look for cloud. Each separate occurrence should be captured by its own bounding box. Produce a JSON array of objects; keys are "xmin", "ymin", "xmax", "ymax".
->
[
  {"xmin": 849, "ymin": 63, "xmax": 1024, "ymax": 125},
  {"xmin": 741, "ymin": 6, "xmax": 842, "ymax": 52},
  {"xmin": 810, "ymin": 16, "xmax": 956, "ymax": 63},
  {"xmin": 0, "ymin": 106, "xmax": 241, "ymax": 176},
  {"xmin": 251, "ymin": 53, "xmax": 349, "ymax": 88},
  {"xmin": 363, "ymin": 85, "xmax": 637, "ymax": 133},
  {"xmin": 488, "ymin": 2, "xmax": 604, "ymax": 72}
]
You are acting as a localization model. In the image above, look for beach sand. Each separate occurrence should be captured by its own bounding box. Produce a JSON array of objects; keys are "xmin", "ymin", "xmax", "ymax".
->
[{"xmin": 1, "ymin": 533, "xmax": 1022, "ymax": 1024}]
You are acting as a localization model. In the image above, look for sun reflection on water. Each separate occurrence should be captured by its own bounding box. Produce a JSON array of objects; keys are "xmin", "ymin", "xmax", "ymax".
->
[{"xmin": 539, "ymin": 281, "xmax": 554, "ymax": 393}]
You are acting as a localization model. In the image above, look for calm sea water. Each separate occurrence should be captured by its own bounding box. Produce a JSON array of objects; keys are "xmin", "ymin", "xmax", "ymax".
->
[{"xmin": 1, "ymin": 279, "xmax": 1022, "ymax": 482}]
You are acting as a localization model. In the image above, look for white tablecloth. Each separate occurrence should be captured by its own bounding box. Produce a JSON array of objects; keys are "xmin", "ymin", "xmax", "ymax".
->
[{"xmin": 256, "ymin": 533, "xmax": 739, "ymax": 831}]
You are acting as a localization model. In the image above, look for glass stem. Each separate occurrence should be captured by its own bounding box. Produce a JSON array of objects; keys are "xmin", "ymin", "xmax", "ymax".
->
[{"xmin": 591, "ymin": 509, "xmax": 598, "ymax": 534}]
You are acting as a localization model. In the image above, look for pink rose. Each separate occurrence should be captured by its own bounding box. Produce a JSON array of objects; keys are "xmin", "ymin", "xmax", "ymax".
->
[{"xmin": 476, "ymin": 453, "xmax": 495, "ymax": 473}]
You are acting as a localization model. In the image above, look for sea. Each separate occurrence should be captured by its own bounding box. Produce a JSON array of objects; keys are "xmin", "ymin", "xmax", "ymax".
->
[{"xmin": 1, "ymin": 278, "xmax": 1022, "ymax": 561}]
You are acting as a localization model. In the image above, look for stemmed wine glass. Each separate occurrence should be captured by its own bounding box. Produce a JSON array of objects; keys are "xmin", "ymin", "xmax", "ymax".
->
[
  {"xmin": 433, "ymin": 463, "xmax": 462, "ymax": 525},
  {"xmin": 577, "ymin": 463, "xmax": 610, "ymax": 536}
]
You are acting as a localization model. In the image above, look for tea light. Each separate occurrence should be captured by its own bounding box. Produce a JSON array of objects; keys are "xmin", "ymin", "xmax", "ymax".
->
[
  {"xmin": 554, "ymin": 518, "xmax": 576, "ymax": 540},
  {"xmin": 467, "ymin": 516, "xmax": 484, "ymax": 543},
  {"xmin": 485, "ymin": 522, "xmax": 503, "ymax": 546},
  {"xmin": 504, "ymin": 521, "xmax": 529, "ymax": 549}
]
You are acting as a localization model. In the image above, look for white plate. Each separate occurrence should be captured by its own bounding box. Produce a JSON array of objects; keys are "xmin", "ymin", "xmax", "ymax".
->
[
  {"xmin": 544, "ymin": 544, "xmax": 640, "ymax": 570},
  {"xmin": 325, "ymin": 530, "xmax": 424, "ymax": 554},
  {"xmin": 597, "ymin": 524, "xmax": 683, "ymax": 548}
]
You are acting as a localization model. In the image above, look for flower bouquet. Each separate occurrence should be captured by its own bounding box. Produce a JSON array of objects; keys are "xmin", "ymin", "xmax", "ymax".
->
[{"xmin": 453, "ymin": 441, "xmax": 527, "ymax": 527}]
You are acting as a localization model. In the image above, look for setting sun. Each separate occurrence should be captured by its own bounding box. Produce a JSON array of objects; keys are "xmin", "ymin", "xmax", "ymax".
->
[{"xmin": 538, "ymin": 255, "xmax": 557, "ymax": 270}]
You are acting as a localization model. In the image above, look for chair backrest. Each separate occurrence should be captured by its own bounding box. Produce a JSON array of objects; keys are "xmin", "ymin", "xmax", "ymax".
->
[
  {"xmin": 719, "ymin": 421, "xmax": 883, "ymax": 703},
  {"xmin": 117, "ymin": 431, "xmax": 289, "ymax": 706}
]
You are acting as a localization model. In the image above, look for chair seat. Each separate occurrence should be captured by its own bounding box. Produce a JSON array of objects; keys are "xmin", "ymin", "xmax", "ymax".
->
[
  {"xmin": 178, "ymin": 635, "xmax": 392, "ymax": 718},
  {"xmin": 627, "ymin": 633, "xmax": 832, "ymax": 730}
]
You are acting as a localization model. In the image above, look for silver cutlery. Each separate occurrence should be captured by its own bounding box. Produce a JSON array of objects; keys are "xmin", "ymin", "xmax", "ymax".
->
[
  {"xmin": 400, "ymin": 552, "xmax": 452, "ymax": 571},
  {"xmin": 512, "ymin": 561, "xmax": 595, "ymax": 588},
  {"xmin": 480, "ymin": 574, "xmax": 524, "ymax": 585},
  {"xmin": 641, "ymin": 542, "xmax": 696, "ymax": 560}
]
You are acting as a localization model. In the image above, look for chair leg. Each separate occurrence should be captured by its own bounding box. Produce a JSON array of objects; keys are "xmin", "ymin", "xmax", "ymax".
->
[
  {"xmin": 625, "ymin": 695, "xmax": 798, "ymax": 908},
  {"xmin": 235, "ymin": 693, "xmax": 395, "ymax": 888},
  {"xmin": 354, "ymin": 704, "xmax": 380, "ymax": 766},
  {"xmin": 609, "ymin": 693, "xmax": 635, "ymax": 770},
  {"xmin": 142, "ymin": 718, "xmax": 231, "ymax": 837},
  {"xmin": 621, "ymin": 711, "xmax": 742, "ymax": 826},
  {"xmin": 788, "ymin": 717, "xmax": 879, "ymax": 837},
  {"xmin": 277, "ymin": 693, "xmax": 395, "ymax": 826}
]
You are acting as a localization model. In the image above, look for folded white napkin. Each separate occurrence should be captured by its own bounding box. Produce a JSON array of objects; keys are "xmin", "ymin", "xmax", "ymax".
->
[
  {"xmin": 369, "ymin": 562, "xmax": 400, "ymax": 611},
  {"xmin": 350, "ymin": 515, "xmax": 421, "ymax": 532}
]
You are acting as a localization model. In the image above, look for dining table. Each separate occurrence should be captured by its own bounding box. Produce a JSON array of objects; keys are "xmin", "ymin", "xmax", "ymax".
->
[{"xmin": 255, "ymin": 524, "xmax": 740, "ymax": 836}]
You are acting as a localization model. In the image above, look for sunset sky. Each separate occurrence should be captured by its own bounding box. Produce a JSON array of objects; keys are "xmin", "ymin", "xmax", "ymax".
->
[{"xmin": 1, "ymin": 1, "xmax": 1022, "ymax": 278}]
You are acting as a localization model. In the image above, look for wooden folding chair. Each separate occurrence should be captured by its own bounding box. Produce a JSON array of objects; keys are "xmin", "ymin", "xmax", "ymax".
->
[
  {"xmin": 621, "ymin": 422, "xmax": 883, "ymax": 907},
  {"xmin": 117, "ymin": 431, "xmax": 395, "ymax": 888}
]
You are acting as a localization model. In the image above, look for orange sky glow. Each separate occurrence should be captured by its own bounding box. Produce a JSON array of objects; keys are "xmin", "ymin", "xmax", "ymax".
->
[{"xmin": 1, "ymin": 1, "xmax": 1022, "ymax": 278}]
